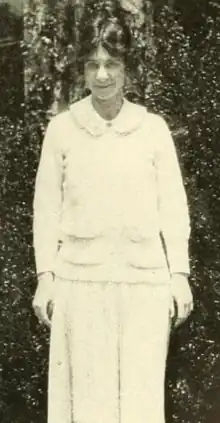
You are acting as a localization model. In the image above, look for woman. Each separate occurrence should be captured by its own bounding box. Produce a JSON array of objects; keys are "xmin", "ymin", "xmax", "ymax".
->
[{"xmin": 33, "ymin": 5, "xmax": 193, "ymax": 423}]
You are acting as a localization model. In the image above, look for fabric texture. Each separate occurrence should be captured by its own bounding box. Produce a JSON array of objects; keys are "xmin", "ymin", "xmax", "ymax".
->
[
  {"xmin": 48, "ymin": 278, "xmax": 172, "ymax": 423},
  {"xmin": 33, "ymin": 95, "xmax": 190, "ymax": 284}
]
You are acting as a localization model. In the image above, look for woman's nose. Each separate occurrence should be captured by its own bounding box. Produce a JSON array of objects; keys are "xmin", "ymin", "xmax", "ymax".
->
[{"xmin": 96, "ymin": 64, "xmax": 108, "ymax": 81}]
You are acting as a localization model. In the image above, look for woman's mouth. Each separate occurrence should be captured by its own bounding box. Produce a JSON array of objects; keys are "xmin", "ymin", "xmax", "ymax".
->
[{"xmin": 95, "ymin": 83, "xmax": 112, "ymax": 89}]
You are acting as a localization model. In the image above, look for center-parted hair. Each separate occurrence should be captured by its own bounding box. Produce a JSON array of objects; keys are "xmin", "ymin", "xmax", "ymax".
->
[{"xmin": 77, "ymin": 1, "xmax": 132, "ymax": 71}]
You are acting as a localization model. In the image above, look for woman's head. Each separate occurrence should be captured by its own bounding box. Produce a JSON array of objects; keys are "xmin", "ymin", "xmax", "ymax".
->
[{"xmin": 78, "ymin": 4, "xmax": 132, "ymax": 100}]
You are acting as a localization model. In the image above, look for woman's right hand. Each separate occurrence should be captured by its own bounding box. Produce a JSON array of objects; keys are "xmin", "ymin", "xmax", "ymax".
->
[{"xmin": 32, "ymin": 272, "xmax": 54, "ymax": 327}]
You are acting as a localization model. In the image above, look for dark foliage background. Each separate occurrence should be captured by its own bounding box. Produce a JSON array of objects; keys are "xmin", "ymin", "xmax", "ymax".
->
[{"xmin": 1, "ymin": 1, "xmax": 220, "ymax": 422}]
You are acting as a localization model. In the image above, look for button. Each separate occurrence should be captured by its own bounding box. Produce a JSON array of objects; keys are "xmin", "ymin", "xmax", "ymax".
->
[{"xmin": 106, "ymin": 121, "xmax": 112, "ymax": 127}]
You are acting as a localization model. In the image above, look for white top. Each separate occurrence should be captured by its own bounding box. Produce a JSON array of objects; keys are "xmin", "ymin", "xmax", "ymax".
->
[{"xmin": 33, "ymin": 95, "xmax": 191, "ymax": 284}]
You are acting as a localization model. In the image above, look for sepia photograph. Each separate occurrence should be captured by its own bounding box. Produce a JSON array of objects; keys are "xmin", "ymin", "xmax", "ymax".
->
[{"xmin": 0, "ymin": 1, "xmax": 220, "ymax": 422}]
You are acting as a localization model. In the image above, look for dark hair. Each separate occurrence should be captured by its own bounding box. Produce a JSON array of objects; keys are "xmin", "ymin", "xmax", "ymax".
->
[{"xmin": 77, "ymin": 1, "xmax": 132, "ymax": 71}]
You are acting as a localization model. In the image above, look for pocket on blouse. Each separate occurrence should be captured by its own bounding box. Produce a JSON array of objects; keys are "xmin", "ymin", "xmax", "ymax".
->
[
  {"xmin": 59, "ymin": 233, "xmax": 105, "ymax": 266},
  {"xmin": 126, "ymin": 231, "xmax": 167, "ymax": 270}
]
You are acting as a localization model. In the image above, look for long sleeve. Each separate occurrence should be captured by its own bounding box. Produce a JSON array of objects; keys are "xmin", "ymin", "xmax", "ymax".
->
[
  {"xmin": 155, "ymin": 116, "xmax": 191, "ymax": 275},
  {"xmin": 33, "ymin": 119, "xmax": 63, "ymax": 276}
]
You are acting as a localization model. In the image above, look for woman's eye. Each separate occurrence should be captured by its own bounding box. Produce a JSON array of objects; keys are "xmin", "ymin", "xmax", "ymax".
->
[
  {"xmin": 106, "ymin": 61, "xmax": 114, "ymax": 68},
  {"xmin": 86, "ymin": 61, "xmax": 99, "ymax": 70},
  {"xmin": 106, "ymin": 61, "xmax": 118, "ymax": 69},
  {"xmin": 85, "ymin": 60, "xmax": 121, "ymax": 72}
]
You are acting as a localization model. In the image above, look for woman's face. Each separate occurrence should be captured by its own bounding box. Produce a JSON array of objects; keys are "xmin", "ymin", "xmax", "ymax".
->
[{"xmin": 84, "ymin": 44, "xmax": 125, "ymax": 101}]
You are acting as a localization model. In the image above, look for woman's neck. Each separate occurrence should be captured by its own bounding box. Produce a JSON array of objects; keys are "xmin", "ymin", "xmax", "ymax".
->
[{"xmin": 92, "ymin": 92, "xmax": 124, "ymax": 121}]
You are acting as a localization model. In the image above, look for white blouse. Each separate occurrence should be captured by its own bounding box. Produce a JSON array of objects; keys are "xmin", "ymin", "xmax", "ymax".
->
[{"xmin": 33, "ymin": 95, "xmax": 190, "ymax": 284}]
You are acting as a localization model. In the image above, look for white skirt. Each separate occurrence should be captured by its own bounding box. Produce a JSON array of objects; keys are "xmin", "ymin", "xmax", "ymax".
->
[{"xmin": 48, "ymin": 279, "xmax": 172, "ymax": 423}]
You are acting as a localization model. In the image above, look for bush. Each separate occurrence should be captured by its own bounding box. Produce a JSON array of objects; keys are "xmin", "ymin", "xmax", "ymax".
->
[{"xmin": 1, "ymin": 1, "xmax": 220, "ymax": 422}]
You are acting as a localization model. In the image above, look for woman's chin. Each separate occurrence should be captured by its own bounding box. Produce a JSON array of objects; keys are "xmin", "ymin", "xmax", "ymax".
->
[{"xmin": 93, "ymin": 87, "xmax": 117, "ymax": 101}]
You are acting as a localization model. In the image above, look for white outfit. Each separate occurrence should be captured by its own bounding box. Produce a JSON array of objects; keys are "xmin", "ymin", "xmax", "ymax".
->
[
  {"xmin": 33, "ymin": 95, "xmax": 191, "ymax": 423},
  {"xmin": 33, "ymin": 95, "xmax": 190, "ymax": 282},
  {"xmin": 49, "ymin": 279, "xmax": 172, "ymax": 423}
]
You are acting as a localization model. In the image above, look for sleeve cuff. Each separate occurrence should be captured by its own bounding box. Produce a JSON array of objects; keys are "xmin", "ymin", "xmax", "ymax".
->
[
  {"xmin": 37, "ymin": 271, "xmax": 55, "ymax": 280},
  {"xmin": 165, "ymin": 239, "xmax": 190, "ymax": 275}
]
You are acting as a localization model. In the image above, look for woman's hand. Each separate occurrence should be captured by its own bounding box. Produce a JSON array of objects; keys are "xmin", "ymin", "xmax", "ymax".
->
[
  {"xmin": 170, "ymin": 273, "xmax": 194, "ymax": 328},
  {"xmin": 32, "ymin": 272, "xmax": 54, "ymax": 327}
]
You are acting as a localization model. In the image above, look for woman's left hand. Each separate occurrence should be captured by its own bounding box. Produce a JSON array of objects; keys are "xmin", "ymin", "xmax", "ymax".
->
[
  {"xmin": 170, "ymin": 273, "xmax": 194, "ymax": 327},
  {"xmin": 32, "ymin": 274, "xmax": 54, "ymax": 327}
]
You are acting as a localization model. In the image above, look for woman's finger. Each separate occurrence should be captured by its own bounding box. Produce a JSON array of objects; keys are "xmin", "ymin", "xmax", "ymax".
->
[
  {"xmin": 40, "ymin": 303, "xmax": 51, "ymax": 327},
  {"xmin": 47, "ymin": 300, "xmax": 54, "ymax": 321},
  {"xmin": 169, "ymin": 297, "xmax": 175, "ymax": 319},
  {"xmin": 185, "ymin": 301, "xmax": 194, "ymax": 317},
  {"xmin": 173, "ymin": 298, "xmax": 186, "ymax": 327},
  {"xmin": 33, "ymin": 304, "xmax": 43, "ymax": 323},
  {"xmin": 33, "ymin": 302, "xmax": 51, "ymax": 327},
  {"xmin": 189, "ymin": 300, "xmax": 194, "ymax": 312},
  {"xmin": 174, "ymin": 301, "xmax": 193, "ymax": 328}
]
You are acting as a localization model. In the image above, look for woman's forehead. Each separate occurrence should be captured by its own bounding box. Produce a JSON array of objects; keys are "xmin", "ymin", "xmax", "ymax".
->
[{"xmin": 88, "ymin": 44, "xmax": 112, "ymax": 61}]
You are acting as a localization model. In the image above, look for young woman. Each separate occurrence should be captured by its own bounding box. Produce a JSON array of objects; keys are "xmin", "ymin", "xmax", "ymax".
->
[{"xmin": 33, "ymin": 5, "xmax": 193, "ymax": 423}]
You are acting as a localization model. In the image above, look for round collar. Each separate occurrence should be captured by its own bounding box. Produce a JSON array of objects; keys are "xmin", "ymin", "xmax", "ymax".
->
[{"xmin": 69, "ymin": 95, "xmax": 146, "ymax": 137}]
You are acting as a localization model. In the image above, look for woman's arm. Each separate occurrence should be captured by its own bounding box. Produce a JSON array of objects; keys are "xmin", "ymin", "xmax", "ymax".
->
[
  {"xmin": 32, "ymin": 118, "xmax": 63, "ymax": 326},
  {"xmin": 33, "ymin": 118, "xmax": 63, "ymax": 279},
  {"xmin": 155, "ymin": 116, "xmax": 190, "ymax": 275},
  {"xmin": 155, "ymin": 116, "xmax": 193, "ymax": 325}
]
